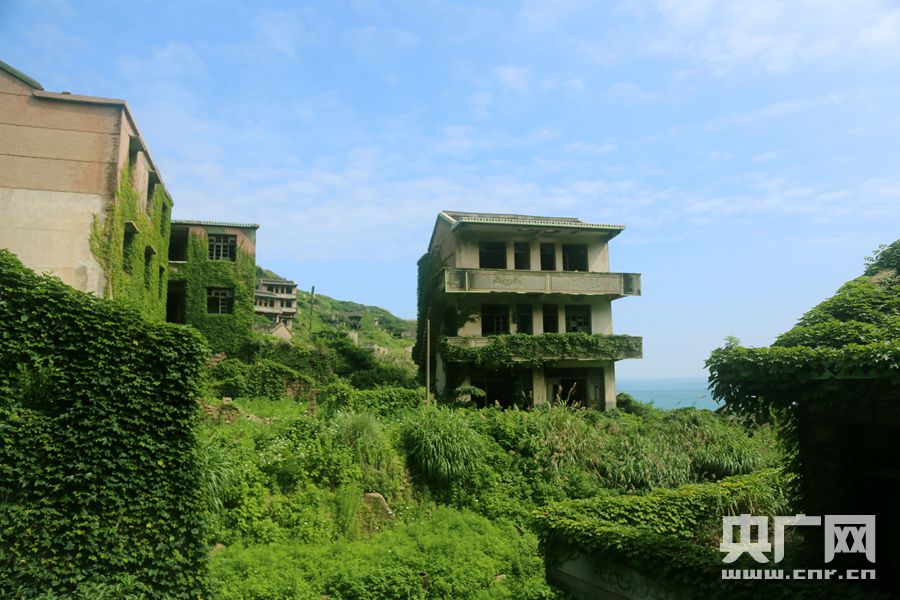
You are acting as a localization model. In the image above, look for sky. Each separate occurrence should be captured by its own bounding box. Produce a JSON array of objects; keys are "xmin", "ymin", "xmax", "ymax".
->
[{"xmin": 2, "ymin": 0, "xmax": 898, "ymax": 378}]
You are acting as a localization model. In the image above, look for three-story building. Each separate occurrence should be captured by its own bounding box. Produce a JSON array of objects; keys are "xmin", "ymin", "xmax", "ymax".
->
[{"xmin": 416, "ymin": 211, "xmax": 641, "ymax": 409}]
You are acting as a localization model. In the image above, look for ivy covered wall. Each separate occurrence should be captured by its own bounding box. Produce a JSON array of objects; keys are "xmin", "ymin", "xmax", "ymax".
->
[
  {"xmin": 90, "ymin": 166, "xmax": 172, "ymax": 321},
  {"xmin": 169, "ymin": 229, "xmax": 257, "ymax": 355},
  {"xmin": 0, "ymin": 250, "xmax": 208, "ymax": 597}
]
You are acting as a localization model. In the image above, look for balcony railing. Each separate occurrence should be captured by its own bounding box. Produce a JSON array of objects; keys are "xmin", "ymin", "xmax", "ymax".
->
[
  {"xmin": 442, "ymin": 333, "xmax": 643, "ymax": 365},
  {"xmin": 443, "ymin": 268, "xmax": 641, "ymax": 296}
]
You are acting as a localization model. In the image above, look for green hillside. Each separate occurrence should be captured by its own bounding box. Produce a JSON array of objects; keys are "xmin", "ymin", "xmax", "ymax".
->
[{"xmin": 255, "ymin": 266, "xmax": 415, "ymax": 351}]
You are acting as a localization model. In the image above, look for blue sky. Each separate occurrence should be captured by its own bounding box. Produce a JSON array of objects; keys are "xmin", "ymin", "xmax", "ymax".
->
[{"xmin": 2, "ymin": 1, "xmax": 898, "ymax": 377}]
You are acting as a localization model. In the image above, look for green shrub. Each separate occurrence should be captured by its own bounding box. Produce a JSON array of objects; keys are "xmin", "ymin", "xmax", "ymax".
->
[
  {"xmin": 614, "ymin": 391, "xmax": 656, "ymax": 416},
  {"xmin": 535, "ymin": 469, "xmax": 798, "ymax": 599},
  {"xmin": 209, "ymin": 507, "xmax": 555, "ymax": 600},
  {"xmin": 401, "ymin": 406, "xmax": 487, "ymax": 492},
  {"xmin": 258, "ymin": 416, "xmax": 361, "ymax": 492},
  {"xmin": 334, "ymin": 412, "xmax": 406, "ymax": 500},
  {"xmin": 320, "ymin": 381, "xmax": 422, "ymax": 417},
  {"xmin": 0, "ymin": 250, "xmax": 208, "ymax": 598}
]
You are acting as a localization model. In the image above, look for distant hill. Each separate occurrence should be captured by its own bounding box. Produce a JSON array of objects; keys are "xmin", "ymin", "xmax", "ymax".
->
[{"xmin": 256, "ymin": 265, "xmax": 415, "ymax": 350}]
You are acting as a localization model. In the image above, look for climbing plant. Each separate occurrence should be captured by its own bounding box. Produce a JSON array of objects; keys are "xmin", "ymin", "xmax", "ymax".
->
[
  {"xmin": 169, "ymin": 233, "xmax": 257, "ymax": 354},
  {"xmin": 0, "ymin": 250, "xmax": 208, "ymax": 598},
  {"xmin": 89, "ymin": 165, "xmax": 172, "ymax": 321},
  {"xmin": 440, "ymin": 332, "xmax": 643, "ymax": 369}
]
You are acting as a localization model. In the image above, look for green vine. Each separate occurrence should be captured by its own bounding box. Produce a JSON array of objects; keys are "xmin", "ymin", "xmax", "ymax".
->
[
  {"xmin": 0, "ymin": 250, "xmax": 208, "ymax": 597},
  {"xmin": 169, "ymin": 233, "xmax": 257, "ymax": 355},
  {"xmin": 89, "ymin": 165, "xmax": 171, "ymax": 321},
  {"xmin": 440, "ymin": 332, "xmax": 643, "ymax": 369}
]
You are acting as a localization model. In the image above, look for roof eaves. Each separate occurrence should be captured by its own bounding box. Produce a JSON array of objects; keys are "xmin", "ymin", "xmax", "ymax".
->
[
  {"xmin": 172, "ymin": 219, "xmax": 261, "ymax": 230},
  {"xmin": 0, "ymin": 60, "xmax": 43, "ymax": 90}
]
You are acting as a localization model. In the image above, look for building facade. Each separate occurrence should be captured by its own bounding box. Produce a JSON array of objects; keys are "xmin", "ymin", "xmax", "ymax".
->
[
  {"xmin": 416, "ymin": 211, "xmax": 642, "ymax": 409},
  {"xmin": 167, "ymin": 220, "xmax": 259, "ymax": 353},
  {"xmin": 255, "ymin": 278, "xmax": 298, "ymax": 328},
  {"xmin": 0, "ymin": 60, "xmax": 172, "ymax": 320}
]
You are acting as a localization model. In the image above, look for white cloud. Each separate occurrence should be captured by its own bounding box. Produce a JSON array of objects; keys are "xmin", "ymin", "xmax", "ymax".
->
[
  {"xmin": 649, "ymin": 0, "xmax": 900, "ymax": 75},
  {"xmin": 118, "ymin": 41, "xmax": 206, "ymax": 81},
  {"xmin": 494, "ymin": 65, "xmax": 533, "ymax": 92}
]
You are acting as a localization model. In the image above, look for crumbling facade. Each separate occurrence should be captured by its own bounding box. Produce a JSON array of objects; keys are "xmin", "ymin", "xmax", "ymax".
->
[{"xmin": 417, "ymin": 211, "xmax": 642, "ymax": 409}]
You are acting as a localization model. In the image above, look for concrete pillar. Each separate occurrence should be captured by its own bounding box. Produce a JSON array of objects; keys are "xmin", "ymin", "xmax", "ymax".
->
[
  {"xmin": 532, "ymin": 368, "xmax": 547, "ymax": 406},
  {"xmin": 591, "ymin": 301, "xmax": 613, "ymax": 335},
  {"xmin": 530, "ymin": 241, "xmax": 541, "ymax": 271},
  {"xmin": 505, "ymin": 242, "xmax": 515, "ymax": 270},
  {"xmin": 558, "ymin": 305, "xmax": 566, "ymax": 334},
  {"xmin": 603, "ymin": 362, "xmax": 617, "ymax": 410},
  {"xmin": 589, "ymin": 241, "xmax": 609, "ymax": 272},
  {"xmin": 532, "ymin": 304, "xmax": 543, "ymax": 334}
]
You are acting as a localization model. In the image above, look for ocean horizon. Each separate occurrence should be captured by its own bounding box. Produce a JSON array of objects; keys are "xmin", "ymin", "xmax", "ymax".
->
[{"xmin": 617, "ymin": 376, "xmax": 718, "ymax": 411}]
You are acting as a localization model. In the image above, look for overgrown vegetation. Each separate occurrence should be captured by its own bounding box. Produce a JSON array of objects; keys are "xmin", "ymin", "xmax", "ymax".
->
[
  {"xmin": 0, "ymin": 251, "xmax": 207, "ymax": 598},
  {"xmin": 89, "ymin": 165, "xmax": 172, "ymax": 320},
  {"xmin": 440, "ymin": 332, "xmax": 643, "ymax": 368},
  {"xmin": 169, "ymin": 233, "xmax": 257, "ymax": 354},
  {"xmin": 0, "ymin": 242, "xmax": 802, "ymax": 597}
]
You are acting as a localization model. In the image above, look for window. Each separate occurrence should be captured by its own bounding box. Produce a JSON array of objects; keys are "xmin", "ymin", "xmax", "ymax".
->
[
  {"xmin": 540, "ymin": 243, "xmax": 556, "ymax": 271},
  {"xmin": 207, "ymin": 288, "xmax": 234, "ymax": 314},
  {"xmin": 479, "ymin": 241, "xmax": 507, "ymax": 269},
  {"xmin": 146, "ymin": 171, "xmax": 159, "ymax": 214},
  {"xmin": 208, "ymin": 234, "xmax": 237, "ymax": 261},
  {"xmin": 169, "ymin": 228, "xmax": 188, "ymax": 261},
  {"xmin": 144, "ymin": 247, "xmax": 154, "ymax": 288},
  {"xmin": 516, "ymin": 304, "xmax": 533, "ymax": 335},
  {"xmin": 158, "ymin": 267, "xmax": 165, "ymax": 298},
  {"xmin": 123, "ymin": 228, "xmax": 136, "ymax": 272},
  {"xmin": 562, "ymin": 244, "xmax": 588, "ymax": 272},
  {"xmin": 514, "ymin": 242, "xmax": 530, "ymax": 270},
  {"xmin": 565, "ymin": 305, "xmax": 591, "ymax": 333},
  {"xmin": 481, "ymin": 304, "xmax": 510, "ymax": 335},
  {"xmin": 542, "ymin": 304, "xmax": 559, "ymax": 333}
]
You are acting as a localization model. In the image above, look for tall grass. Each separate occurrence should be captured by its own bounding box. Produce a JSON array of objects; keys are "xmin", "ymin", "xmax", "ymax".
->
[{"xmin": 400, "ymin": 406, "xmax": 486, "ymax": 490}]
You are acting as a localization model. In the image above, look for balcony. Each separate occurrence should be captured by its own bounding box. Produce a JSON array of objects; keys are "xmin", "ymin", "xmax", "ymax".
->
[
  {"xmin": 443, "ymin": 268, "xmax": 640, "ymax": 297},
  {"xmin": 441, "ymin": 333, "xmax": 643, "ymax": 367},
  {"xmin": 254, "ymin": 305, "xmax": 297, "ymax": 316}
]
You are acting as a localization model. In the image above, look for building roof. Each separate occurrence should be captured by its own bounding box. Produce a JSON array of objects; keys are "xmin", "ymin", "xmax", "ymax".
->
[
  {"xmin": 0, "ymin": 59, "xmax": 43, "ymax": 90},
  {"xmin": 258, "ymin": 278, "xmax": 297, "ymax": 285},
  {"xmin": 440, "ymin": 210, "xmax": 625, "ymax": 231},
  {"xmin": 172, "ymin": 219, "xmax": 260, "ymax": 230}
]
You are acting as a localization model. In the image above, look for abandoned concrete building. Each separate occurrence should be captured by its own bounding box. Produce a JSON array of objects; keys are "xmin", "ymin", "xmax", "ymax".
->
[
  {"xmin": 255, "ymin": 278, "xmax": 298, "ymax": 328},
  {"xmin": 166, "ymin": 220, "xmax": 260, "ymax": 352},
  {"xmin": 0, "ymin": 60, "xmax": 273, "ymax": 351},
  {"xmin": 0, "ymin": 59, "xmax": 172, "ymax": 319},
  {"xmin": 417, "ymin": 211, "xmax": 642, "ymax": 409}
]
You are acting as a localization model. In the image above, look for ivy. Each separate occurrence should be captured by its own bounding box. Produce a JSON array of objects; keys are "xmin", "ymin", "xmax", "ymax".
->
[
  {"xmin": 440, "ymin": 332, "xmax": 643, "ymax": 369},
  {"xmin": 412, "ymin": 250, "xmax": 441, "ymax": 374},
  {"xmin": 169, "ymin": 233, "xmax": 257, "ymax": 354},
  {"xmin": 0, "ymin": 250, "xmax": 208, "ymax": 598},
  {"xmin": 89, "ymin": 165, "xmax": 172, "ymax": 321},
  {"xmin": 534, "ymin": 469, "xmax": 815, "ymax": 599}
]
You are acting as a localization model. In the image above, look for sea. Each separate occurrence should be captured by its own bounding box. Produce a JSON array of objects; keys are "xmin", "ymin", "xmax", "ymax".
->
[{"xmin": 616, "ymin": 376, "xmax": 719, "ymax": 411}]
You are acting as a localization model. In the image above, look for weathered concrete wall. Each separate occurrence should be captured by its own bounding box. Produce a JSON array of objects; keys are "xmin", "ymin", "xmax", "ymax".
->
[
  {"xmin": 0, "ymin": 68, "xmax": 122, "ymax": 295},
  {"xmin": 548, "ymin": 551, "xmax": 689, "ymax": 600},
  {"xmin": 0, "ymin": 187, "xmax": 106, "ymax": 295},
  {"xmin": 451, "ymin": 230, "xmax": 610, "ymax": 272}
]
